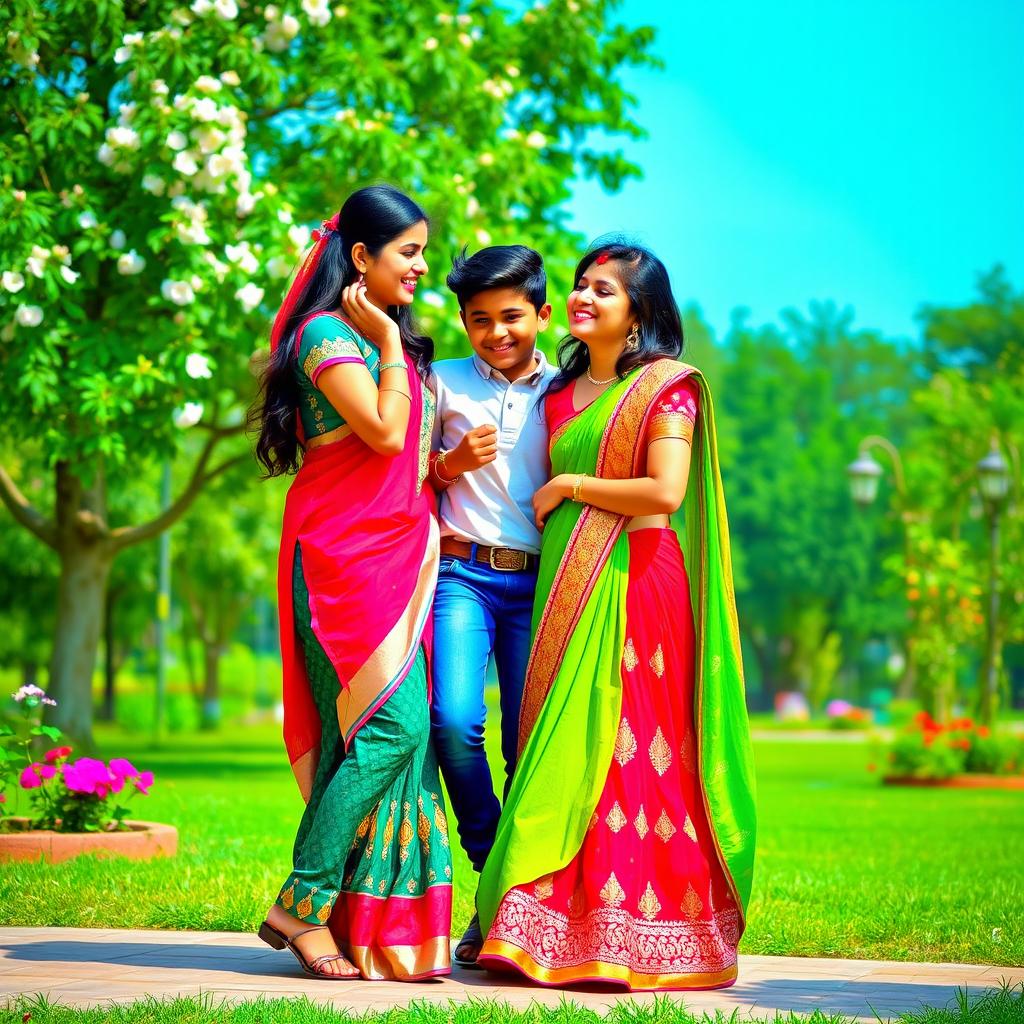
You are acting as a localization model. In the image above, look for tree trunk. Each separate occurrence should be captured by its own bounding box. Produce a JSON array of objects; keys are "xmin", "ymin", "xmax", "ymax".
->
[
  {"xmin": 99, "ymin": 584, "xmax": 118, "ymax": 722},
  {"xmin": 47, "ymin": 539, "xmax": 113, "ymax": 749},
  {"xmin": 44, "ymin": 461, "xmax": 113, "ymax": 751},
  {"xmin": 201, "ymin": 641, "xmax": 221, "ymax": 730}
]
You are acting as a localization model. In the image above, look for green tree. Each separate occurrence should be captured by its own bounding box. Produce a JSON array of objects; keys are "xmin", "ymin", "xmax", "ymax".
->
[{"xmin": 0, "ymin": 0, "xmax": 656, "ymax": 744}]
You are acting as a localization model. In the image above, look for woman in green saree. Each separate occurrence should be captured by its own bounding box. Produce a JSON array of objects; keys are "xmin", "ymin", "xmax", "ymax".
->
[{"xmin": 476, "ymin": 242, "xmax": 756, "ymax": 990}]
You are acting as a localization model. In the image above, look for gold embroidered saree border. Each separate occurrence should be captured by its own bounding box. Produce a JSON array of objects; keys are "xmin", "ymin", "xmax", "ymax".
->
[
  {"xmin": 517, "ymin": 360, "xmax": 695, "ymax": 752},
  {"xmin": 342, "ymin": 935, "xmax": 451, "ymax": 981},
  {"xmin": 480, "ymin": 939, "xmax": 737, "ymax": 991}
]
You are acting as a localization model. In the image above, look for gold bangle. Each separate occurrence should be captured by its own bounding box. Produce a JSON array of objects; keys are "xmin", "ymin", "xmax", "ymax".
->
[
  {"xmin": 378, "ymin": 387, "xmax": 411, "ymax": 400},
  {"xmin": 572, "ymin": 474, "xmax": 586, "ymax": 503},
  {"xmin": 379, "ymin": 361, "xmax": 406, "ymax": 372},
  {"xmin": 435, "ymin": 449, "xmax": 462, "ymax": 484}
]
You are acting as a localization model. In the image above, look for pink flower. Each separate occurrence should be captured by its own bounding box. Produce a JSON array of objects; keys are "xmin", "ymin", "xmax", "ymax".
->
[
  {"xmin": 0, "ymin": 792, "xmax": 6, "ymax": 803},
  {"xmin": 44, "ymin": 745, "xmax": 73, "ymax": 763},
  {"xmin": 62, "ymin": 757, "xmax": 115, "ymax": 797},
  {"xmin": 109, "ymin": 758, "xmax": 137, "ymax": 779},
  {"xmin": 19, "ymin": 762, "xmax": 54, "ymax": 788},
  {"xmin": 134, "ymin": 771, "xmax": 154, "ymax": 795}
]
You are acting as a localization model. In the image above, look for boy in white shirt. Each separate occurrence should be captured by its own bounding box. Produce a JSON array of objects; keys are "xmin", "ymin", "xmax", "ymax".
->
[{"xmin": 429, "ymin": 246, "xmax": 554, "ymax": 966}]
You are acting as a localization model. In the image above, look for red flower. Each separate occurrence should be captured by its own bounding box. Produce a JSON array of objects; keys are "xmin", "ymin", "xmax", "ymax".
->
[
  {"xmin": 44, "ymin": 746, "xmax": 73, "ymax": 763},
  {"xmin": 979, "ymin": 726, "xmax": 990, "ymax": 738}
]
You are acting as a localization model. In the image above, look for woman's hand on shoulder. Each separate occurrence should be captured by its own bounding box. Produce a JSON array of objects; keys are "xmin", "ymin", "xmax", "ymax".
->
[{"xmin": 341, "ymin": 280, "xmax": 400, "ymax": 350}]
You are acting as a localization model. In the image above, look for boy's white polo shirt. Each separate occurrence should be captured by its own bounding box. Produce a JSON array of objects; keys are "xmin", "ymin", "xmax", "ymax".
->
[{"xmin": 432, "ymin": 351, "xmax": 556, "ymax": 556}]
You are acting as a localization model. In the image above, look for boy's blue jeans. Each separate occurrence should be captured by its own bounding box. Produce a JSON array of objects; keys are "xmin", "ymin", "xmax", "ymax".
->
[{"xmin": 430, "ymin": 551, "xmax": 536, "ymax": 872}]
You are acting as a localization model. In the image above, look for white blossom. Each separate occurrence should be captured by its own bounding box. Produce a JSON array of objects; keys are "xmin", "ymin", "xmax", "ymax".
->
[
  {"xmin": 161, "ymin": 279, "xmax": 196, "ymax": 305},
  {"xmin": 142, "ymin": 174, "xmax": 166, "ymax": 196},
  {"xmin": 2, "ymin": 271, "xmax": 25, "ymax": 293},
  {"xmin": 13, "ymin": 190, "xmax": 27, "ymax": 203},
  {"xmin": 505, "ymin": 64, "xmax": 520, "ymax": 78},
  {"xmin": 423, "ymin": 36, "xmax": 438, "ymax": 51},
  {"xmin": 225, "ymin": 241, "xmax": 260, "ymax": 274},
  {"xmin": 479, "ymin": 152, "xmax": 495, "ymax": 166},
  {"xmin": 193, "ymin": 125, "xmax": 227, "ymax": 154},
  {"xmin": 114, "ymin": 46, "xmax": 133, "ymax": 64},
  {"xmin": 78, "ymin": 211, "xmax": 98, "ymax": 229},
  {"xmin": 220, "ymin": 70, "xmax": 241, "ymax": 87},
  {"xmin": 117, "ymin": 250, "xmax": 146, "ymax": 275},
  {"xmin": 106, "ymin": 125, "xmax": 140, "ymax": 150},
  {"xmin": 152, "ymin": 78, "xmax": 169, "ymax": 96},
  {"xmin": 59, "ymin": 266, "xmax": 80, "ymax": 285},
  {"xmin": 457, "ymin": 13, "xmax": 472, "ymax": 25},
  {"xmin": 288, "ymin": 224, "xmax": 311, "ymax": 250},
  {"xmin": 475, "ymin": 228, "xmax": 492, "ymax": 245},
  {"xmin": 202, "ymin": 251, "xmax": 229, "ymax": 280},
  {"xmin": 185, "ymin": 353, "xmax": 213, "ymax": 379},
  {"xmin": 173, "ymin": 402, "xmax": 204, "ymax": 428},
  {"xmin": 191, "ymin": 0, "xmax": 215, "ymax": 12},
  {"xmin": 466, "ymin": 196, "xmax": 480, "ymax": 217},
  {"xmin": 263, "ymin": 13, "xmax": 300, "ymax": 51},
  {"xmin": 191, "ymin": 97, "xmax": 220, "ymax": 122},
  {"xmin": 108, "ymin": 230, "xmax": 127, "ymax": 250},
  {"xmin": 214, "ymin": 0, "xmax": 239, "ymax": 17},
  {"xmin": 235, "ymin": 283, "xmax": 265, "ymax": 313},
  {"xmin": 167, "ymin": 130, "xmax": 189, "ymax": 151},
  {"xmin": 457, "ymin": 32, "xmax": 473, "ymax": 47},
  {"xmin": 302, "ymin": 0, "xmax": 332, "ymax": 26},
  {"xmin": 97, "ymin": 144, "xmax": 116, "ymax": 166},
  {"xmin": 525, "ymin": 131, "xmax": 547, "ymax": 149},
  {"xmin": 436, "ymin": 11, "xmax": 453, "ymax": 24},
  {"xmin": 25, "ymin": 256, "xmax": 46, "ymax": 278},
  {"xmin": 236, "ymin": 192, "xmax": 258, "ymax": 217},
  {"xmin": 173, "ymin": 151, "xmax": 200, "ymax": 176},
  {"xmin": 15, "ymin": 305, "xmax": 43, "ymax": 327},
  {"xmin": 195, "ymin": 75, "xmax": 223, "ymax": 94}
]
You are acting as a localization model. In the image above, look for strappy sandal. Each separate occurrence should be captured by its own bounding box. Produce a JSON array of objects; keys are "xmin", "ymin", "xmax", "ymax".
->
[
  {"xmin": 452, "ymin": 912, "xmax": 484, "ymax": 969},
  {"xmin": 258, "ymin": 920, "xmax": 359, "ymax": 980}
]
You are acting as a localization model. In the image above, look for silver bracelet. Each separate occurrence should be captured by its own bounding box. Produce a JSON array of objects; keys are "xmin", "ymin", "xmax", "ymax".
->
[{"xmin": 379, "ymin": 360, "xmax": 406, "ymax": 371}]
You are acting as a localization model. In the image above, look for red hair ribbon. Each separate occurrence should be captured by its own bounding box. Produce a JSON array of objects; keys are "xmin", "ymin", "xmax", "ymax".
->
[
  {"xmin": 269, "ymin": 211, "xmax": 339, "ymax": 353},
  {"xmin": 595, "ymin": 251, "xmax": 610, "ymax": 264}
]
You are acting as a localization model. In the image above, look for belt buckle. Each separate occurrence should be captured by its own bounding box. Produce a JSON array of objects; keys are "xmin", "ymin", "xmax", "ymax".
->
[{"xmin": 489, "ymin": 547, "xmax": 525, "ymax": 572}]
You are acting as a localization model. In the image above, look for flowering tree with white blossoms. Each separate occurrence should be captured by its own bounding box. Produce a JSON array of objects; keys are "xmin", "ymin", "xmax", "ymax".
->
[{"xmin": 0, "ymin": 0, "xmax": 656, "ymax": 743}]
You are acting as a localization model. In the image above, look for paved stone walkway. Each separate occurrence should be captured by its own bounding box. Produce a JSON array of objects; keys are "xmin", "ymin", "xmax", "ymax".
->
[{"xmin": 1, "ymin": 928, "xmax": 1021, "ymax": 1019}]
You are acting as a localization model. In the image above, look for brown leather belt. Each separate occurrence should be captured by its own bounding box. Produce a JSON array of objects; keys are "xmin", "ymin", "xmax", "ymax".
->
[{"xmin": 440, "ymin": 537, "xmax": 537, "ymax": 572}]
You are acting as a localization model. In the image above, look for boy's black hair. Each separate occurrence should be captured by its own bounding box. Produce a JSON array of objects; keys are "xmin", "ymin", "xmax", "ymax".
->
[{"xmin": 446, "ymin": 244, "xmax": 547, "ymax": 311}]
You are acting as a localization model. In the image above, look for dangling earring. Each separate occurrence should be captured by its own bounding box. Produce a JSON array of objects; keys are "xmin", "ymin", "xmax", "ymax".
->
[{"xmin": 625, "ymin": 323, "xmax": 640, "ymax": 352}]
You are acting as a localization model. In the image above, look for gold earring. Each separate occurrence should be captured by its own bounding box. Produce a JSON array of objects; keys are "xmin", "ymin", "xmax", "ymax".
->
[{"xmin": 625, "ymin": 323, "xmax": 640, "ymax": 352}]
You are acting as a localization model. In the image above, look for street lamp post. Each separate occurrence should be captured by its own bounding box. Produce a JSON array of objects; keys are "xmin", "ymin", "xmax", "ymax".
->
[
  {"xmin": 976, "ymin": 441, "xmax": 1010, "ymax": 727},
  {"xmin": 847, "ymin": 435, "xmax": 914, "ymax": 695}
]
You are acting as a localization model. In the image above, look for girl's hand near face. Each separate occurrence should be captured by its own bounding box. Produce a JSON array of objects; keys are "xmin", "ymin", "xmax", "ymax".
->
[{"xmin": 341, "ymin": 279, "xmax": 401, "ymax": 354}]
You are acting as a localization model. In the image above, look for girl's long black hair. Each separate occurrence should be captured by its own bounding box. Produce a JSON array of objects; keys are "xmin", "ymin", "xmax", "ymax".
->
[
  {"xmin": 253, "ymin": 185, "xmax": 434, "ymax": 477},
  {"xmin": 548, "ymin": 240, "xmax": 685, "ymax": 395}
]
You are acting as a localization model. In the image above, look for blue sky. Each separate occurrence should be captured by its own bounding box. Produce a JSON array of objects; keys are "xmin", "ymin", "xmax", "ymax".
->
[{"xmin": 567, "ymin": 0, "xmax": 1024, "ymax": 341}]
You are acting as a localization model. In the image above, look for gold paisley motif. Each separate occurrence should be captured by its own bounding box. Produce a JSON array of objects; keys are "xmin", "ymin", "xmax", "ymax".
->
[
  {"xmin": 684, "ymin": 814, "xmax": 698, "ymax": 842},
  {"xmin": 605, "ymin": 801, "xmax": 627, "ymax": 833},
  {"xmin": 295, "ymin": 886, "xmax": 316, "ymax": 920},
  {"xmin": 279, "ymin": 881, "xmax": 296, "ymax": 910},
  {"xmin": 682, "ymin": 883, "xmax": 704, "ymax": 920},
  {"xmin": 534, "ymin": 875, "xmax": 554, "ymax": 901},
  {"xmin": 444, "ymin": 864, "xmax": 452, "ymax": 879},
  {"xmin": 407, "ymin": 879, "xmax": 418, "ymax": 894},
  {"xmin": 649, "ymin": 726, "xmax": 672, "ymax": 776},
  {"xmin": 710, "ymin": 654, "xmax": 722, "ymax": 675},
  {"xmin": 587, "ymin": 811, "xmax": 599, "ymax": 832},
  {"xmin": 316, "ymin": 898, "xmax": 333, "ymax": 924},
  {"xmin": 654, "ymin": 809, "xmax": 677, "ymax": 843},
  {"xmin": 638, "ymin": 882, "xmax": 662, "ymax": 921},
  {"xmin": 649, "ymin": 643, "xmax": 665, "ymax": 678},
  {"xmin": 362, "ymin": 872, "xmax": 373, "ymax": 889},
  {"xmin": 355, "ymin": 810, "xmax": 373, "ymax": 840},
  {"xmin": 398, "ymin": 801, "xmax": 414, "ymax": 863},
  {"xmin": 417, "ymin": 795, "xmax": 432, "ymax": 855},
  {"xmin": 634, "ymin": 804, "xmax": 649, "ymax": 840},
  {"xmin": 614, "ymin": 717, "xmax": 638, "ymax": 767},
  {"xmin": 378, "ymin": 878, "xmax": 387, "ymax": 895},
  {"xmin": 599, "ymin": 872, "xmax": 626, "ymax": 908},
  {"xmin": 622, "ymin": 638, "xmax": 639, "ymax": 671},
  {"xmin": 428, "ymin": 869, "xmax": 436, "ymax": 882}
]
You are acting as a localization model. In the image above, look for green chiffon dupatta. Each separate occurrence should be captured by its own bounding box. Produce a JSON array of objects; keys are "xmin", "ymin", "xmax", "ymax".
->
[{"xmin": 477, "ymin": 359, "xmax": 756, "ymax": 933}]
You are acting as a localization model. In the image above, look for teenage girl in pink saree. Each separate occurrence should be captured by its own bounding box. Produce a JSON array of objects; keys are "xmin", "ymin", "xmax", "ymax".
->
[
  {"xmin": 253, "ymin": 186, "xmax": 451, "ymax": 981},
  {"xmin": 477, "ymin": 242, "xmax": 756, "ymax": 990}
]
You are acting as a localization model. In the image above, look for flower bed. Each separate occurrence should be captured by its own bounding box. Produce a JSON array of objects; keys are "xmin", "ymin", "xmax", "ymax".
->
[
  {"xmin": 872, "ymin": 711, "xmax": 1024, "ymax": 786},
  {"xmin": 0, "ymin": 685, "xmax": 169, "ymax": 858}
]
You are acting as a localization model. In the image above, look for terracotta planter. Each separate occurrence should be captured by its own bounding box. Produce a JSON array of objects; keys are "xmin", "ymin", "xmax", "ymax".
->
[
  {"xmin": 0, "ymin": 818, "xmax": 178, "ymax": 863},
  {"xmin": 883, "ymin": 774, "xmax": 1024, "ymax": 790}
]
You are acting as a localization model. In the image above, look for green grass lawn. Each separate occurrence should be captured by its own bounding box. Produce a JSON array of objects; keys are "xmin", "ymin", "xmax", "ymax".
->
[
  {"xmin": 6, "ymin": 986, "xmax": 1024, "ymax": 1024},
  {"xmin": 2, "ymin": 720, "xmax": 1022, "ymax": 966}
]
